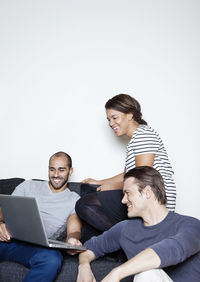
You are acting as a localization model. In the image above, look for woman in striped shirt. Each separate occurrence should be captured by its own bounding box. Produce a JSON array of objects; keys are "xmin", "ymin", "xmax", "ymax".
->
[{"xmin": 76, "ymin": 94, "xmax": 176, "ymax": 236}]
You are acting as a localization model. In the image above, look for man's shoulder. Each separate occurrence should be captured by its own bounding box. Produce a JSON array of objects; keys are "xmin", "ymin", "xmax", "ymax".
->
[
  {"xmin": 18, "ymin": 179, "xmax": 47, "ymax": 185},
  {"xmin": 16, "ymin": 179, "xmax": 48, "ymax": 192},
  {"xmin": 173, "ymin": 211, "xmax": 199, "ymax": 220},
  {"xmin": 172, "ymin": 212, "xmax": 200, "ymax": 229},
  {"xmin": 116, "ymin": 218, "xmax": 142, "ymax": 231},
  {"xmin": 24, "ymin": 179, "xmax": 48, "ymax": 187},
  {"xmin": 65, "ymin": 187, "xmax": 80, "ymax": 199}
]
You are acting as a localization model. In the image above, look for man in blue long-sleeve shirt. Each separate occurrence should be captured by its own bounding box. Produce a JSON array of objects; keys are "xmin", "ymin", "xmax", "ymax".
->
[{"xmin": 77, "ymin": 166, "xmax": 200, "ymax": 282}]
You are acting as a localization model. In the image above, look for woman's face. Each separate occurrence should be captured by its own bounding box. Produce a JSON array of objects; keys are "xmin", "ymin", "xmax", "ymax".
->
[{"xmin": 106, "ymin": 109, "xmax": 133, "ymax": 137}]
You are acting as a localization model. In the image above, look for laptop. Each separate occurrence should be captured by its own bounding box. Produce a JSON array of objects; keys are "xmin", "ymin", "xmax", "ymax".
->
[{"xmin": 0, "ymin": 194, "xmax": 86, "ymax": 251}]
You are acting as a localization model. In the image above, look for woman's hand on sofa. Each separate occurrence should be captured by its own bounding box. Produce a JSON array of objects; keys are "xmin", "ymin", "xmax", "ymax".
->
[
  {"xmin": 82, "ymin": 178, "xmax": 100, "ymax": 185},
  {"xmin": 82, "ymin": 173, "xmax": 124, "ymax": 192},
  {"xmin": 0, "ymin": 222, "xmax": 11, "ymax": 241}
]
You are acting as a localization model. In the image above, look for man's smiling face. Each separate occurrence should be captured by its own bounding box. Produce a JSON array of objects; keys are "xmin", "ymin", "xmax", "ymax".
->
[
  {"xmin": 122, "ymin": 177, "xmax": 146, "ymax": 218},
  {"xmin": 48, "ymin": 156, "xmax": 72, "ymax": 192}
]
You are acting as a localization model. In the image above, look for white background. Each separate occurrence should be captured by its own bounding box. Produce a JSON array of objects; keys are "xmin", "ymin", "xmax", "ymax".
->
[{"xmin": 0, "ymin": 0, "xmax": 199, "ymax": 218}]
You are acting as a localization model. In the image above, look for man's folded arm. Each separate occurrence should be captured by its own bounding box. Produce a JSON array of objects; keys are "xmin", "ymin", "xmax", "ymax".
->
[
  {"xmin": 101, "ymin": 248, "xmax": 161, "ymax": 282},
  {"xmin": 151, "ymin": 223, "xmax": 200, "ymax": 268},
  {"xmin": 76, "ymin": 223, "xmax": 124, "ymax": 282},
  {"xmin": 84, "ymin": 222, "xmax": 123, "ymax": 259}
]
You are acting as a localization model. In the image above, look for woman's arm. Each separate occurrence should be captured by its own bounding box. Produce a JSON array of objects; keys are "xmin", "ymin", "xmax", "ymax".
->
[
  {"xmin": 82, "ymin": 172, "xmax": 125, "ymax": 191},
  {"xmin": 82, "ymin": 153, "xmax": 155, "ymax": 191},
  {"xmin": 135, "ymin": 153, "xmax": 155, "ymax": 167}
]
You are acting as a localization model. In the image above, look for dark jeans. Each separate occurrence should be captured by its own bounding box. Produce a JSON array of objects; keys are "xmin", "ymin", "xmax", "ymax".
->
[{"xmin": 0, "ymin": 240, "xmax": 63, "ymax": 282}]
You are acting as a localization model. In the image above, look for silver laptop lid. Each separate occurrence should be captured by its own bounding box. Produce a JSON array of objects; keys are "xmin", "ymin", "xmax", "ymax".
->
[{"xmin": 0, "ymin": 194, "xmax": 49, "ymax": 247}]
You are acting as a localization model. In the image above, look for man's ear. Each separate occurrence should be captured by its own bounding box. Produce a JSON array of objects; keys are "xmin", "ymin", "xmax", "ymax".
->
[
  {"xmin": 69, "ymin": 167, "xmax": 73, "ymax": 176},
  {"xmin": 143, "ymin": 185, "xmax": 152, "ymax": 199}
]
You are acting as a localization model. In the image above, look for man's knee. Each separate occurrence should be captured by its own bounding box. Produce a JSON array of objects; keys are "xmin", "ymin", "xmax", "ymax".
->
[
  {"xmin": 75, "ymin": 198, "xmax": 83, "ymax": 214},
  {"xmin": 23, "ymin": 249, "xmax": 63, "ymax": 281},
  {"xmin": 75, "ymin": 198, "xmax": 90, "ymax": 218},
  {"xmin": 134, "ymin": 269, "xmax": 173, "ymax": 282},
  {"xmin": 30, "ymin": 249, "xmax": 63, "ymax": 272},
  {"xmin": 46, "ymin": 250, "xmax": 63, "ymax": 271}
]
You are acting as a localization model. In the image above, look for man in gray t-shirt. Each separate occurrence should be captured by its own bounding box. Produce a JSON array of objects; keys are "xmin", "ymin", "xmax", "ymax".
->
[
  {"xmin": 12, "ymin": 179, "xmax": 80, "ymax": 238},
  {"xmin": 0, "ymin": 151, "xmax": 82, "ymax": 282}
]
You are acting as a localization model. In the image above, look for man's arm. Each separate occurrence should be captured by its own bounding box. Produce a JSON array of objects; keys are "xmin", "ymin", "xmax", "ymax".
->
[
  {"xmin": 101, "ymin": 248, "xmax": 160, "ymax": 282},
  {"xmin": 0, "ymin": 208, "xmax": 4, "ymax": 223},
  {"xmin": 77, "ymin": 247, "xmax": 160, "ymax": 282},
  {"xmin": 0, "ymin": 208, "xmax": 11, "ymax": 241},
  {"xmin": 11, "ymin": 180, "xmax": 28, "ymax": 196},
  {"xmin": 66, "ymin": 213, "xmax": 82, "ymax": 255},
  {"xmin": 151, "ymin": 223, "xmax": 200, "ymax": 268},
  {"xmin": 77, "ymin": 249, "xmax": 96, "ymax": 282},
  {"xmin": 76, "ymin": 223, "xmax": 123, "ymax": 282},
  {"xmin": 66, "ymin": 213, "xmax": 82, "ymax": 241}
]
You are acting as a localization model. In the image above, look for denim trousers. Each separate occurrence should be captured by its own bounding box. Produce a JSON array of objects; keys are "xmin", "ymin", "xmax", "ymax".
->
[{"xmin": 0, "ymin": 240, "xmax": 63, "ymax": 282}]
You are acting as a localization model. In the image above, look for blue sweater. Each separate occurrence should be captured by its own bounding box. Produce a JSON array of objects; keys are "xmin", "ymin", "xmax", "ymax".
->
[{"xmin": 84, "ymin": 212, "xmax": 200, "ymax": 282}]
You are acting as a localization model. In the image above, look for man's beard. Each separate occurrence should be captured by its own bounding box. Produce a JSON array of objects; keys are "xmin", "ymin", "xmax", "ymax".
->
[{"xmin": 49, "ymin": 172, "xmax": 69, "ymax": 190}]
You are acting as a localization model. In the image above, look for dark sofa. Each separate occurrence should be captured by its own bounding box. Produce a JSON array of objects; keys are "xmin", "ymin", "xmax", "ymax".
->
[{"xmin": 0, "ymin": 178, "xmax": 132, "ymax": 282}]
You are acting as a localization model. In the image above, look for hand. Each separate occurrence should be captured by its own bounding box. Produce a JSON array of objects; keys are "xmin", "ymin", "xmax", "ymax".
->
[
  {"xmin": 81, "ymin": 178, "xmax": 99, "ymax": 185},
  {"xmin": 0, "ymin": 223, "xmax": 11, "ymax": 242},
  {"xmin": 77, "ymin": 263, "xmax": 96, "ymax": 282},
  {"xmin": 66, "ymin": 237, "xmax": 83, "ymax": 256},
  {"xmin": 97, "ymin": 183, "xmax": 121, "ymax": 192}
]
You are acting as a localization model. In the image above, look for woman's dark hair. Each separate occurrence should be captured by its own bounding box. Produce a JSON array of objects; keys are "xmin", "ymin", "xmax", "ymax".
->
[
  {"xmin": 105, "ymin": 94, "xmax": 147, "ymax": 125},
  {"xmin": 124, "ymin": 166, "xmax": 167, "ymax": 205}
]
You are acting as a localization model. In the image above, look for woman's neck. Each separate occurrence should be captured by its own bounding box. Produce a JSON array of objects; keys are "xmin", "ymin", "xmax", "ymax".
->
[{"xmin": 127, "ymin": 120, "xmax": 140, "ymax": 138}]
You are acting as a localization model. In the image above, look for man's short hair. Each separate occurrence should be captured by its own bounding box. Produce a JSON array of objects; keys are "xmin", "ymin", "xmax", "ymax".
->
[
  {"xmin": 124, "ymin": 166, "xmax": 167, "ymax": 205},
  {"xmin": 49, "ymin": 151, "xmax": 72, "ymax": 169}
]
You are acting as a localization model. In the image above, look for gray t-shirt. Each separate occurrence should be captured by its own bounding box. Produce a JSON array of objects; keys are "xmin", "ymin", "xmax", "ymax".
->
[{"xmin": 12, "ymin": 180, "xmax": 80, "ymax": 238}]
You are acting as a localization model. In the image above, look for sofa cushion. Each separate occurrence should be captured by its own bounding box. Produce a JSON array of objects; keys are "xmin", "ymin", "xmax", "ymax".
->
[{"xmin": 0, "ymin": 178, "xmax": 25, "ymax": 195}]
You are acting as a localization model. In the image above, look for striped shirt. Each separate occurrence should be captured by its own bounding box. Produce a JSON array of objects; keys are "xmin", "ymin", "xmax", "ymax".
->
[{"xmin": 125, "ymin": 125, "xmax": 176, "ymax": 211}]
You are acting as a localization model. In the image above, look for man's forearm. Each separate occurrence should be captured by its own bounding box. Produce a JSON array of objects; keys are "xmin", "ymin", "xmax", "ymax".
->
[
  {"xmin": 0, "ymin": 218, "xmax": 4, "ymax": 224},
  {"xmin": 76, "ymin": 250, "xmax": 96, "ymax": 282},
  {"xmin": 102, "ymin": 248, "xmax": 161, "ymax": 282},
  {"xmin": 66, "ymin": 213, "xmax": 82, "ymax": 241},
  {"xmin": 67, "ymin": 231, "xmax": 81, "ymax": 241},
  {"xmin": 79, "ymin": 250, "xmax": 96, "ymax": 265}
]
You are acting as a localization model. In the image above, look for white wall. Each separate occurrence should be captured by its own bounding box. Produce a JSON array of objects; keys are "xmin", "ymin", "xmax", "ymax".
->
[{"xmin": 0, "ymin": 0, "xmax": 199, "ymax": 218}]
